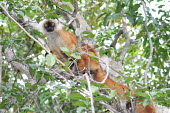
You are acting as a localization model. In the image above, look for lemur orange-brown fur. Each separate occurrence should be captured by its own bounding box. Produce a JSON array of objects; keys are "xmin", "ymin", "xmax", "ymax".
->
[{"xmin": 39, "ymin": 19, "xmax": 156, "ymax": 113}]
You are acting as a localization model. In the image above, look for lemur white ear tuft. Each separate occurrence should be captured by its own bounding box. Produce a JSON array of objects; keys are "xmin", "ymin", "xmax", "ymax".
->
[
  {"xmin": 54, "ymin": 19, "xmax": 59, "ymax": 23},
  {"xmin": 38, "ymin": 19, "xmax": 48, "ymax": 33},
  {"xmin": 54, "ymin": 19, "xmax": 63, "ymax": 30}
]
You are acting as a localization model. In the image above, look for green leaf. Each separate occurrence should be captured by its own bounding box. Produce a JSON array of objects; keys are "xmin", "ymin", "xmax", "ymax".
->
[
  {"xmin": 51, "ymin": 3, "xmax": 59, "ymax": 5},
  {"xmin": 16, "ymin": 95, "xmax": 22, "ymax": 102},
  {"xmin": 17, "ymin": 11, "xmax": 24, "ymax": 17},
  {"xmin": 108, "ymin": 90, "xmax": 117, "ymax": 99},
  {"xmin": 141, "ymin": 99, "xmax": 150, "ymax": 107},
  {"xmin": 91, "ymin": 85, "xmax": 99, "ymax": 93},
  {"xmin": 29, "ymin": 67, "xmax": 36, "ymax": 76},
  {"xmin": 31, "ymin": 6, "xmax": 38, "ymax": 10},
  {"xmin": 61, "ymin": 0, "xmax": 73, "ymax": 2},
  {"xmin": 166, "ymin": 89, "xmax": 170, "ymax": 94},
  {"xmin": 124, "ymin": 0, "xmax": 129, "ymax": 5},
  {"xmin": 73, "ymin": 101, "xmax": 86, "ymax": 107},
  {"xmin": 44, "ymin": 72, "xmax": 55, "ymax": 81},
  {"xmin": 132, "ymin": 4, "xmax": 140, "ymax": 11},
  {"xmin": 125, "ymin": 77, "xmax": 134, "ymax": 83},
  {"xmin": 96, "ymin": 13, "xmax": 107, "ymax": 20},
  {"xmin": 45, "ymin": 54, "xmax": 56, "ymax": 67},
  {"xmin": 81, "ymin": 31, "xmax": 95, "ymax": 38},
  {"xmin": 115, "ymin": 2, "xmax": 123, "ymax": 13},
  {"xmin": 25, "ymin": 83, "xmax": 31, "ymax": 88},
  {"xmin": 135, "ymin": 92, "xmax": 150, "ymax": 99},
  {"xmin": 68, "ymin": 93, "xmax": 86, "ymax": 100},
  {"xmin": 94, "ymin": 96, "xmax": 111, "ymax": 102},
  {"xmin": 108, "ymin": 13, "xmax": 120, "ymax": 21},
  {"xmin": 70, "ymin": 53, "xmax": 81, "ymax": 59},
  {"xmin": 126, "ymin": 14, "xmax": 134, "ymax": 25},
  {"xmin": 60, "ymin": 4, "xmax": 72, "ymax": 12},
  {"xmin": 36, "ymin": 71, "xmax": 43, "ymax": 82},
  {"xmin": 40, "ymin": 95, "xmax": 51, "ymax": 104},
  {"xmin": 76, "ymin": 107, "xmax": 86, "ymax": 113},
  {"xmin": 148, "ymin": 23, "xmax": 154, "ymax": 32},
  {"xmin": 60, "ymin": 47, "xmax": 70, "ymax": 52},
  {"xmin": 103, "ymin": 14, "xmax": 109, "ymax": 26},
  {"xmin": 99, "ymin": 48, "xmax": 106, "ymax": 57},
  {"xmin": 88, "ymin": 52, "xmax": 98, "ymax": 62}
]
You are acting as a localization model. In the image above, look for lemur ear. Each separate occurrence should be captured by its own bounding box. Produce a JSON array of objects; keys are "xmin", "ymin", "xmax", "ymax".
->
[
  {"xmin": 53, "ymin": 19, "xmax": 63, "ymax": 30},
  {"xmin": 38, "ymin": 19, "xmax": 48, "ymax": 33},
  {"xmin": 54, "ymin": 19, "xmax": 59, "ymax": 23}
]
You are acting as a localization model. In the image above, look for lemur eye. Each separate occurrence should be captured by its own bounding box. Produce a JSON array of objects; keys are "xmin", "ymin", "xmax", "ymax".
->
[
  {"xmin": 44, "ymin": 23, "xmax": 48, "ymax": 27},
  {"xmin": 51, "ymin": 22, "xmax": 55, "ymax": 26}
]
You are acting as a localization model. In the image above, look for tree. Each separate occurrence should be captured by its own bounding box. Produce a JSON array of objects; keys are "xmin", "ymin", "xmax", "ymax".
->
[{"xmin": 0, "ymin": 0, "xmax": 169, "ymax": 113}]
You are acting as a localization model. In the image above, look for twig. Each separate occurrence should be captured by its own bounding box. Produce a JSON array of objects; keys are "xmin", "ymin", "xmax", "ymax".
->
[
  {"xmin": 0, "ymin": 45, "xmax": 2, "ymax": 97},
  {"xmin": 118, "ymin": 9, "xmax": 131, "ymax": 66},
  {"xmin": 0, "ymin": 4, "xmax": 74, "ymax": 76},
  {"xmin": 84, "ymin": 73, "xmax": 95, "ymax": 113},
  {"xmin": 78, "ymin": 89, "xmax": 121, "ymax": 113},
  {"xmin": 142, "ymin": 1, "xmax": 153, "ymax": 85},
  {"xmin": 56, "ymin": 5, "xmax": 73, "ymax": 16},
  {"xmin": 99, "ymin": 101, "xmax": 121, "ymax": 113},
  {"xmin": 130, "ymin": 39, "xmax": 141, "ymax": 44},
  {"xmin": 24, "ymin": 41, "xmax": 35, "ymax": 57},
  {"xmin": 99, "ymin": 62, "xmax": 109, "ymax": 84},
  {"xmin": 66, "ymin": 17, "xmax": 77, "ymax": 26},
  {"xmin": 72, "ymin": 0, "xmax": 78, "ymax": 17},
  {"xmin": 110, "ymin": 28, "xmax": 123, "ymax": 48}
]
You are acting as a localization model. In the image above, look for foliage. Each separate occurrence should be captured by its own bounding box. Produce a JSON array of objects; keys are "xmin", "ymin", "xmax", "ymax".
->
[{"xmin": 0, "ymin": 0, "xmax": 169, "ymax": 112}]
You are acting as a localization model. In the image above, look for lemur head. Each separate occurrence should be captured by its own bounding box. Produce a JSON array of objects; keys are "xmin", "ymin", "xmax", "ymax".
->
[{"xmin": 39, "ymin": 19, "xmax": 63, "ymax": 34}]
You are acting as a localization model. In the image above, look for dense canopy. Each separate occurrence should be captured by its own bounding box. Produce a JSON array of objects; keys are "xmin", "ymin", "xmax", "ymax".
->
[{"xmin": 0, "ymin": 0, "xmax": 169, "ymax": 112}]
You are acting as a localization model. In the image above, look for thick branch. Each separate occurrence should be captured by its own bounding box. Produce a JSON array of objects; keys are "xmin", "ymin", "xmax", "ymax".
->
[
  {"xmin": 4, "ymin": 47, "xmax": 32, "ymax": 79},
  {"xmin": 4, "ymin": 47, "xmax": 48, "ymax": 84},
  {"xmin": 118, "ymin": 9, "xmax": 131, "ymax": 66},
  {"xmin": 72, "ymin": 0, "xmax": 78, "ymax": 17}
]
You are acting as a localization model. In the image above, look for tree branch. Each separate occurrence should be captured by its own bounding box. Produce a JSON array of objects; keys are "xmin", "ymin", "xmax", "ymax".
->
[
  {"xmin": 4, "ymin": 47, "xmax": 50, "ymax": 84},
  {"xmin": 110, "ymin": 28, "xmax": 123, "ymax": 48},
  {"xmin": 130, "ymin": 39, "xmax": 141, "ymax": 44},
  {"xmin": 99, "ymin": 101, "xmax": 121, "ymax": 113},
  {"xmin": 78, "ymin": 89, "xmax": 121, "ymax": 113},
  {"xmin": 55, "ymin": 5, "xmax": 73, "ymax": 16},
  {"xmin": 24, "ymin": 41, "xmax": 35, "ymax": 57},
  {"xmin": 0, "ymin": 45, "xmax": 2, "ymax": 97},
  {"xmin": 142, "ymin": 1, "xmax": 153, "ymax": 85},
  {"xmin": 72, "ymin": 0, "xmax": 78, "ymax": 17},
  {"xmin": 84, "ymin": 73, "xmax": 95, "ymax": 113},
  {"xmin": 4, "ymin": 47, "xmax": 32, "ymax": 79},
  {"xmin": 118, "ymin": 9, "xmax": 131, "ymax": 66}
]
